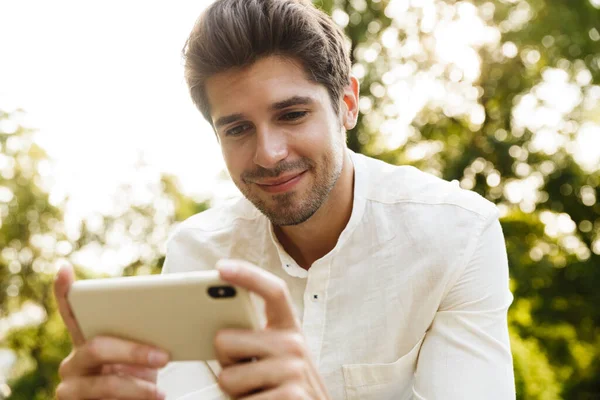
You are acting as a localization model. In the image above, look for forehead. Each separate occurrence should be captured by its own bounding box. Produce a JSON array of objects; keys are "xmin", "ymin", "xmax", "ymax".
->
[{"xmin": 205, "ymin": 56, "xmax": 329, "ymax": 121}]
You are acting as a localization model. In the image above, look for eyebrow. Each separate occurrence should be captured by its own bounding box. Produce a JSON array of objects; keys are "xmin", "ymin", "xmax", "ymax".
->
[
  {"xmin": 270, "ymin": 96, "xmax": 314, "ymax": 111},
  {"xmin": 214, "ymin": 113, "xmax": 245, "ymax": 129},
  {"xmin": 213, "ymin": 96, "xmax": 314, "ymax": 129}
]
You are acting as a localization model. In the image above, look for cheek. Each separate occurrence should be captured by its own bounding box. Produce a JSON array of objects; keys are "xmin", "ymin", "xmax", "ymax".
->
[
  {"xmin": 296, "ymin": 120, "xmax": 334, "ymax": 151},
  {"xmin": 222, "ymin": 144, "xmax": 252, "ymax": 180}
]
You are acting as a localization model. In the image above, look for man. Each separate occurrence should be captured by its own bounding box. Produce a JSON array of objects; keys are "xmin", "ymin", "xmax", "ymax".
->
[{"xmin": 54, "ymin": 0, "xmax": 516, "ymax": 398}]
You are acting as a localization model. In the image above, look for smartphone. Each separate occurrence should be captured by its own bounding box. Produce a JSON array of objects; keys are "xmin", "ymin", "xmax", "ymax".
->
[{"xmin": 67, "ymin": 270, "xmax": 261, "ymax": 361}]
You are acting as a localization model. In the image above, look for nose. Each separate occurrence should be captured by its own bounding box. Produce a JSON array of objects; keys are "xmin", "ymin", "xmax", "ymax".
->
[{"xmin": 253, "ymin": 124, "xmax": 288, "ymax": 169}]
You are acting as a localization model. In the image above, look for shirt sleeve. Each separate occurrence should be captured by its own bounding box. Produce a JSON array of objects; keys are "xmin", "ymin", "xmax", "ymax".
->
[
  {"xmin": 156, "ymin": 228, "xmax": 231, "ymax": 400},
  {"xmin": 412, "ymin": 216, "xmax": 516, "ymax": 399}
]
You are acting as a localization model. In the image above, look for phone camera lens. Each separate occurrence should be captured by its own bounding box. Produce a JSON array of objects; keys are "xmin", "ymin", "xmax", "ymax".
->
[{"xmin": 208, "ymin": 286, "xmax": 236, "ymax": 299}]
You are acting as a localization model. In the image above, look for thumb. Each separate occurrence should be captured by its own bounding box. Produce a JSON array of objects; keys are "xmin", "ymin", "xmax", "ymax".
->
[{"xmin": 53, "ymin": 264, "xmax": 86, "ymax": 347}]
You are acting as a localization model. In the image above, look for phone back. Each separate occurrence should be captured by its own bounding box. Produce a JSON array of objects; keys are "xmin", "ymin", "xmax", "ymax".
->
[{"xmin": 68, "ymin": 270, "xmax": 261, "ymax": 361}]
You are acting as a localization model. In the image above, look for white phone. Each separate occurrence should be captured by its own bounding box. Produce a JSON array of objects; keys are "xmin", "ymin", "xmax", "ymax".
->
[{"xmin": 67, "ymin": 270, "xmax": 261, "ymax": 361}]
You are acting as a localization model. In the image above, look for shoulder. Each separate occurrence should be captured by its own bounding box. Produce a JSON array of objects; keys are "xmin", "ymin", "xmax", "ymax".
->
[
  {"xmin": 162, "ymin": 196, "xmax": 262, "ymax": 273},
  {"xmin": 357, "ymin": 154, "xmax": 503, "ymax": 298},
  {"xmin": 358, "ymin": 153, "xmax": 496, "ymax": 219},
  {"xmin": 358, "ymin": 153, "xmax": 500, "ymax": 268},
  {"xmin": 173, "ymin": 195, "xmax": 260, "ymax": 234}
]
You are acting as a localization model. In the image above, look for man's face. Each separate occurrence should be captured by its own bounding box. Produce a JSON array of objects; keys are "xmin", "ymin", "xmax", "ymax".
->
[{"xmin": 205, "ymin": 56, "xmax": 346, "ymax": 226}]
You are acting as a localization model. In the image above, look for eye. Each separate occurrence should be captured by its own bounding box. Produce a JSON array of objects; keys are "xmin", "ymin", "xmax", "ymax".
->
[
  {"xmin": 226, "ymin": 123, "xmax": 252, "ymax": 137},
  {"xmin": 280, "ymin": 111, "xmax": 308, "ymax": 121}
]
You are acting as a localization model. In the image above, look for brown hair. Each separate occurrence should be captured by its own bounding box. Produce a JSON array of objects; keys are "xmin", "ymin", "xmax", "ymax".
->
[{"xmin": 182, "ymin": 0, "xmax": 351, "ymax": 123}]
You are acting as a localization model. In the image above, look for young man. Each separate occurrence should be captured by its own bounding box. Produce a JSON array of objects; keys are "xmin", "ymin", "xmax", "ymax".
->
[{"xmin": 54, "ymin": 0, "xmax": 516, "ymax": 398}]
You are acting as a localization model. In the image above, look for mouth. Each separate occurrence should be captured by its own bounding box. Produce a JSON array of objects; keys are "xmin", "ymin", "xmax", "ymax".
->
[{"xmin": 254, "ymin": 171, "xmax": 307, "ymax": 194}]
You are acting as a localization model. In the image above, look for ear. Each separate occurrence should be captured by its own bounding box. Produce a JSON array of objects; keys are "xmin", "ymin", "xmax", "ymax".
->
[{"xmin": 341, "ymin": 75, "xmax": 360, "ymax": 130}]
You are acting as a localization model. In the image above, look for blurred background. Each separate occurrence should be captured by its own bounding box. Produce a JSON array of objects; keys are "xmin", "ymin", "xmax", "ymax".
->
[{"xmin": 0, "ymin": 0, "xmax": 599, "ymax": 398}]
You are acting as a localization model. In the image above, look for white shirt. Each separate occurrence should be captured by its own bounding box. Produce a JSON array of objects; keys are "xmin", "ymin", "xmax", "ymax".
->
[{"xmin": 158, "ymin": 151, "xmax": 516, "ymax": 399}]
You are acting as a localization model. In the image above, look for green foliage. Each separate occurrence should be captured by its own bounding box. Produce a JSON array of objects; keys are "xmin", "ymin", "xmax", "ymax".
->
[
  {"xmin": 510, "ymin": 331, "xmax": 561, "ymax": 400},
  {"xmin": 0, "ymin": 109, "xmax": 74, "ymax": 398}
]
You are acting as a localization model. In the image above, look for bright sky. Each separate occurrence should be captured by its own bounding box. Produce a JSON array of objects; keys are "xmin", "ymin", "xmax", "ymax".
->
[{"xmin": 0, "ymin": 0, "xmax": 235, "ymax": 225}]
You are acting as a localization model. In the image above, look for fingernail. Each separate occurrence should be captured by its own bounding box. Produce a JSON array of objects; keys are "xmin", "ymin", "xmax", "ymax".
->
[
  {"xmin": 148, "ymin": 350, "xmax": 169, "ymax": 366},
  {"xmin": 216, "ymin": 260, "xmax": 238, "ymax": 275},
  {"xmin": 156, "ymin": 390, "xmax": 166, "ymax": 400}
]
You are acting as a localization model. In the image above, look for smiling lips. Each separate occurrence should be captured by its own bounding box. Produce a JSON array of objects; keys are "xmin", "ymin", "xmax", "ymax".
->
[{"xmin": 254, "ymin": 171, "xmax": 307, "ymax": 193}]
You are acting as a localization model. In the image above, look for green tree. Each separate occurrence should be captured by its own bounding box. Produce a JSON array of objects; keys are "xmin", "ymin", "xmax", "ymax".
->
[{"xmin": 0, "ymin": 107, "xmax": 73, "ymax": 399}]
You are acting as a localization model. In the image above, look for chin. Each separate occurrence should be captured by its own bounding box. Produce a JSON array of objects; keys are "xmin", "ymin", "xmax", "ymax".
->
[
  {"xmin": 267, "ymin": 209, "xmax": 317, "ymax": 227},
  {"xmin": 267, "ymin": 196, "xmax": 323, "ymax": 226}
]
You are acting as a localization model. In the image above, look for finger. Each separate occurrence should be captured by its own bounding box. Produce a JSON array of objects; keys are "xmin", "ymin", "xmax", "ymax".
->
[
  {"xmin": 55, "ymin": 375, "xmax": 165, "ymax": 400},
  {"xmin": 103, "ymin": 364, "xmax": 159, "ymax": 382},
  {"xmin": 54, "ymin": 264, "xmax": 86, "ymax": 347},
  {"xmin": 218, "ymin": 357, "xmax": 306, "ymax": 398},
  {"xmin": 59, "ymin": 336, "xmax": 169, "ymax": 378},
  {"xmin": 214, "ymin": 329, "xmax": 306, "ymax": 368},
  {"xmin": 216, "ymin": 259, "xmax": 298, "ymax": 330}
]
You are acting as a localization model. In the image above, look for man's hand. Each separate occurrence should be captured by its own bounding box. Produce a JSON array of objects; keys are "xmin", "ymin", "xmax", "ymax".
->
[
  {"xmin": 215, "ymin": 259, "xmax": 331, "ymax": 400},
  {"xmin": 53, "ymin": 265, "xmax": 169, "ymax": 399}
]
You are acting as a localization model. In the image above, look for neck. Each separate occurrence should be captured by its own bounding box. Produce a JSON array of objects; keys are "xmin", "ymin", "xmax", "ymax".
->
[{"xmin": 273, "ymin": 150, "xmax": 355, "ymax": 270}]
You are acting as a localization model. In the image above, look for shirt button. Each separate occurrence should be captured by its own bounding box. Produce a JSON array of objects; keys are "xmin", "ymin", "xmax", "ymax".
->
[{"xmin": 313, "ymin": 294, "xmax": 319, "ymax": 300}]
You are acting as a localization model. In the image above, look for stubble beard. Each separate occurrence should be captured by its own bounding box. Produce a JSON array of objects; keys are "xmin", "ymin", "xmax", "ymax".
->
[{"xmin": 238, "ymin": 149, "xmax": 344, "ymax": 226}]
